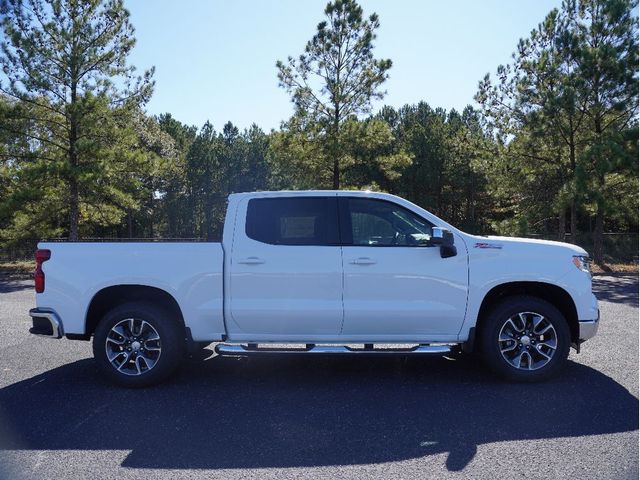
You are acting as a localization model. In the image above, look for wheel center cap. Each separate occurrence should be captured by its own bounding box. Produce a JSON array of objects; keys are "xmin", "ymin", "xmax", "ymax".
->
[
  {"xmin": 521, "ymin": 335, "xmax": 531, "ymax": 346},
  {"xmin": 131, "ymin": 341, "xmax": 142, "ymax": 352}
]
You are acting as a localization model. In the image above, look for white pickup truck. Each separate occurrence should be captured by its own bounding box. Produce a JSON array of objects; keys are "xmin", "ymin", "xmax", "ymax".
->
[{"xmin": 29, "ymin": 190, "xmax": 599, "ymax": 386}]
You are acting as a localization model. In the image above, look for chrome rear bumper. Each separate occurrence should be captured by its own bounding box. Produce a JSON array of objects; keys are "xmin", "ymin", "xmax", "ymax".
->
[{"xmin": 29, "ymin": 308, "xmax": 64, "ymax": 339}]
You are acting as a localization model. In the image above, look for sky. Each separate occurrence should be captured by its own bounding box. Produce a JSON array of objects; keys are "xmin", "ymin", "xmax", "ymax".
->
[{"xmin": 124, "ymin": 0, "xmax": 563, "ymax": 132}]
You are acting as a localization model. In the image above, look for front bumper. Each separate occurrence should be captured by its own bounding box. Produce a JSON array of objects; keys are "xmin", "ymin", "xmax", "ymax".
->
[
  {"xmin": 578, "ymin": 309, "xmax": 600, "ymax": 342},
  {"xmin": 29, "ymin": 308, "xmax": 64, "ymax": 339}
]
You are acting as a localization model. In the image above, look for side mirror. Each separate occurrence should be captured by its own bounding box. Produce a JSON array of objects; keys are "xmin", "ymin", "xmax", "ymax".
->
[{"xmin": 431, "ymin": 227, "xmax": 457, "ymax": 258}]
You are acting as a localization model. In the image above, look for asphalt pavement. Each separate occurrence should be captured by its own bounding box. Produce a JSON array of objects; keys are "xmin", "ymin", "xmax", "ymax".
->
[{"xmin": 0, "ymin": 274, "xmax": 637, "ymax": 479}]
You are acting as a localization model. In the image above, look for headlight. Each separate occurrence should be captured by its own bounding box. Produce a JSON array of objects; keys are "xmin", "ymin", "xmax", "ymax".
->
[{"xmin": 572, "ymin": 255, "xmax": 592, "ymax": 274}]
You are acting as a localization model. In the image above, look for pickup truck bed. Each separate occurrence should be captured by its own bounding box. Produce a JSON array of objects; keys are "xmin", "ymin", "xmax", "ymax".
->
[{"xmin": 34, "ymin": 242, "xmax": 225, "ymax": 342}]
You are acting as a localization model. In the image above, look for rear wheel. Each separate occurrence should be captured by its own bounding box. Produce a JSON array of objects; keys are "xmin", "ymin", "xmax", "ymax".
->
[
  {"xmin": 93, "ymin": 302, "xmax": 185, "ymax": 387},
  {"xmin": 479, "ymin": 295, "xmax": 570, "ymax": 382}
]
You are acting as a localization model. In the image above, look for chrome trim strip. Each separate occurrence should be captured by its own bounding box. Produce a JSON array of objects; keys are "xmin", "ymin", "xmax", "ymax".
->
[
  {"xmin": 215, "ymin": 343, "xmax": 453, "ymax": 356},
  {"xmin": 578, "ymin": 310, "xmax": 600, "ymax": 341},
  {"xmin": 29, "ymin": 308, "xmax": 64, "ymax": 339}
]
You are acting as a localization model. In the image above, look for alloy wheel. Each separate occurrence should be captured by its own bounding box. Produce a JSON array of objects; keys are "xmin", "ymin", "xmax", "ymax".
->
[
  {"xmin": 105, "ymin": 318, "xmax": 162, "ymax": 376},
  {"xmin": 498, "ymin": 311, "xmax": 558, "ymax": 371}
]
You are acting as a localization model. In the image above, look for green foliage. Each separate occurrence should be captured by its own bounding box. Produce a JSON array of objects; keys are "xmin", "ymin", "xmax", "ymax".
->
[
  {"xmin": 379, "ymin": 103, "xmax": 494, "ymax": 233},
  {"xmin": 268, "ymin": 112, "xmax": 409, "ymax": 192},
  {"xmin": 476, "ymin": 0, "xmax": 638, "ymax": 262},
  {"xmin": 276, "ymin": 0, "xmax": 392, "ymax": 188},
  {"xmin": 151, "ymin": 119, "xmax": 270, "ymax": 240},
  {"xmin": 0, "ymin": 0, "xmax": 154, "ymax": 239},
  {"xmin": 339, "ymin": 116, "xmax": 411, "ymax": 190},
  {"xmin": 154, "ymin": 113, "xmax": 197, "ymax": 237},
  {"xmin": 0, "ymin": 0, "xmax": 636, "ymax": 269}
]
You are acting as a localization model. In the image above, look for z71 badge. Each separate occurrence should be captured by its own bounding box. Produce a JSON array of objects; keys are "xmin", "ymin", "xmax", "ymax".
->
[{"xmin": 474, "ymin": 242, "xmax": 503, "ymax": 249}]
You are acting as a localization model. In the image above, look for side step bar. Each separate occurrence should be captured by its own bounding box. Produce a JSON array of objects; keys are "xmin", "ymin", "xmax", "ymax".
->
[{"xmin": 215, "ymin": 343, "xmax": 454, "ymax": 357}]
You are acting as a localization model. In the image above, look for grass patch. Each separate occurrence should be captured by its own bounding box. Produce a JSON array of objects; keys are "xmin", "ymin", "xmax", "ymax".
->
[{"xmin": 0, "ymin": 260, "xmax": 33, "ymax": 277}]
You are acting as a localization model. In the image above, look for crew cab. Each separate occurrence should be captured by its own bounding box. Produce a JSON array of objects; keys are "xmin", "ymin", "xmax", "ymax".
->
[{"xmin": 29, "ymin": 191, "xmax": 600, "ymax": 386}]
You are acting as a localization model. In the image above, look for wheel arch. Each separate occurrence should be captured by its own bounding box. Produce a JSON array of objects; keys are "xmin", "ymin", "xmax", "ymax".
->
[
  {"xmin": 85, "ymin": 284, "xmax": 186, "ymax": 338},
  {"xmin": 475, "ymin": 281, "xmax": 579, "ymax": 344}
]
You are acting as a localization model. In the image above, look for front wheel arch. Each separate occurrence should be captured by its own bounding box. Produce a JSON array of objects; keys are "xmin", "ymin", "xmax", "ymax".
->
[{"xmin": 475, "ymin": 281, "xmax": 579, "ymax": 346}]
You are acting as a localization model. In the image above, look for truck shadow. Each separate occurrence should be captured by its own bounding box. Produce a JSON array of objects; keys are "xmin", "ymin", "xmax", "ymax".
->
[
  {"xmin": 0, "ymin": 279, "xmax": 32, "ymax": 293},
  {"xmin": 0, "ymin": 354, "xmax": 637, "ymax": 471}
]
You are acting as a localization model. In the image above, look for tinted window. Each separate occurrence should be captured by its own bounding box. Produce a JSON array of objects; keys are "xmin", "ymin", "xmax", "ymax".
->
[
  {"xmin": 342, "ymin": 198, "xmax": 433, "ymax": 246},
  {"xmin": 246, "ymin": 197, "xmax": 338, "ymax": 245}
]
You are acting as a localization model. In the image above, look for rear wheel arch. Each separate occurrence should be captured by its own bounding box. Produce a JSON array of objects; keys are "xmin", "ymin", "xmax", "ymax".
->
[
  {"xmin": 85, "ymin": 285, "xmax": 186, "ymax": 338},
  {"xmin": 475, "ymin": 281, "xmax": 579, "ymax": 345}
]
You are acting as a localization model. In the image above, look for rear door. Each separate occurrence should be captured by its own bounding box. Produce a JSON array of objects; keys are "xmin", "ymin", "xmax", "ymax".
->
[
  {"xmin": 339, "ymin": 197, "xmax": 468, "ymax": 338},
  {"xmin": 227, "ymin": 195, "xmax": 343, "ymax": 337}
]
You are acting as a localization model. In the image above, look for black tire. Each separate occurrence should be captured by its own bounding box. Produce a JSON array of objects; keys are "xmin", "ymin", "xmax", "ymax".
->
[
  {"xmin": 478, "ymin": 295, "xmax": 570, "ymax": 382},
  {"xmin": 93, "ymin": 302, "xmax": 185, "ymax": 387}
]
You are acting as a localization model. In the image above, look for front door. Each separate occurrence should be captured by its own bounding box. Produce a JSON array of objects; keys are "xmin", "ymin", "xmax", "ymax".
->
[
  {"xmin": 339, "ymin": 197, "xmax": 468, "ymax": 338},
  {"xmin": 228, "ymin": 195, "xmax": 343, "ymax": 338}
]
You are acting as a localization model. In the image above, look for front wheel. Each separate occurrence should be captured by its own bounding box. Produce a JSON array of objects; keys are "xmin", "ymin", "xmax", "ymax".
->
[
  {"xmin": 479, "ymin": 295, "xmax": 570, "ymax": 382},
  {"xmin": 93, "ymin": 302, "xmax": 185, "ymax": 387}
]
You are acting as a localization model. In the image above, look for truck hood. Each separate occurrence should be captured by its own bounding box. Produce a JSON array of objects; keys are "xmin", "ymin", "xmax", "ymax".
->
[{"xmin": 469, "ymin": 235, "xmax": 589, "ymax": 256}]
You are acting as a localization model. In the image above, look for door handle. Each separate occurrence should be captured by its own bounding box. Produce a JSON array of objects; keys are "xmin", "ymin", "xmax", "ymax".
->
[
  {"xmin": 237, "ymin": 256, "xmax": 266, "ymax": 265},
  {"xmin": 350, "ymin": 257, "xmax": 376, "ymax": 265}
]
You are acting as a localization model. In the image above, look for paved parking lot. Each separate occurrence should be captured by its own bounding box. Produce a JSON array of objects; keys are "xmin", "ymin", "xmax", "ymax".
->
[{"xmin": 0, "ymin": 275, "xmax": 637, "ymax": 479}]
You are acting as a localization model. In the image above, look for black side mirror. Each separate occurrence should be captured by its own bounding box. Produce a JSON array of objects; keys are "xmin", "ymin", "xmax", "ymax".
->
[{"xmin": 431, "ymin": 227, "xmax": 457, "ymax": 258}]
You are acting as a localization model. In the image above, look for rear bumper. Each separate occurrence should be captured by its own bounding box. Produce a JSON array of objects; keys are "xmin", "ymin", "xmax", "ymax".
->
[
  {"xmin": 29, "ymin": 308, "xmax": 64, "ymax": 339},
  {"xmin": 578, "ymin": 309, "xmax": 599, "ymax": 342}
]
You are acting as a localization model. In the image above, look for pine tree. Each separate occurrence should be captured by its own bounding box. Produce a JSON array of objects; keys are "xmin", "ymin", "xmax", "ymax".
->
[
  {"xmin": 569, "ymin": 0, "xmax": 638, "ymax": 263},
  {"xmin": 0, "ymin": 0, "xmax": 154, "ymax": 239},
  {"xmin": 276, "ymin": 0, "xmax": 391, "ymax": 188},
  {"xmin": 476, "ymin": 0, "xmax": 638, "ymax": 263}
]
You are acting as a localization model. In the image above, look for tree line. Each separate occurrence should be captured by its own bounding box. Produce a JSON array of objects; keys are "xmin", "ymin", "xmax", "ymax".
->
[{"xmin": 0, "ymin": 0, "xmax": 637, "ymax": 264}]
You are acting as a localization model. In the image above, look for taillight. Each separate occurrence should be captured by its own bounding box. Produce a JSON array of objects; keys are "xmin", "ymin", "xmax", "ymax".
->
[{"xmin": 34, "ymin": 249, "xmax": 51, "ymax": 293}]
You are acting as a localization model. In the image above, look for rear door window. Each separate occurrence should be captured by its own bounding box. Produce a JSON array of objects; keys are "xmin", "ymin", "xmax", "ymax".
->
[{"xmin": 246, "ymin": 197, "xmax": 339, "ymax": 246}]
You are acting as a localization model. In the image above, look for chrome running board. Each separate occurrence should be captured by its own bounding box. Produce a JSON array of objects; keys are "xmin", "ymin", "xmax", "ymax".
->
[{"xmin": 214, "ymin": 343, "xmax": 453, "ymax": 357}]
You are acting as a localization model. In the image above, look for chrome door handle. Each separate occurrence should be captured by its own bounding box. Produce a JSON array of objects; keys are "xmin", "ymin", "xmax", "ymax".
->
[
  {"xmin": 237, "ymin": 257, "xmax": 266, "ymax": 265},
  {"xmin": 350, "ymin": 257, "xmax": 376, "ymax": 265}
]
